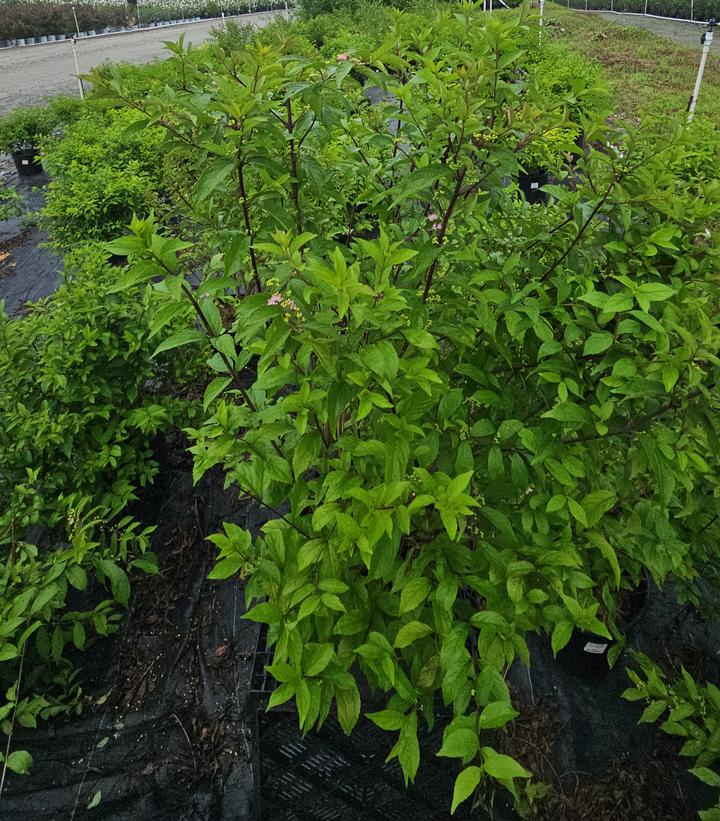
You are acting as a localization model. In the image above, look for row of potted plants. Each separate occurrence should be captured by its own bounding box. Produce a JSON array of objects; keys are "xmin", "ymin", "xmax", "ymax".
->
[
  {"xmin": 0, "ymin": 18, "xmax": 204, "ymax": 47},
  {"xmin": 0, "ymin": 0, "xmax": 288, "ymax": 43},
  {"xmin": 569, "ymin": 0, "xmax": 716, "ymax": 19}
]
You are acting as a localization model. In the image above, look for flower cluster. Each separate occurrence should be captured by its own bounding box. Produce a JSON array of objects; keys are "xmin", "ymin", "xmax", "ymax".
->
[
  {"xmin": 427, "ymin": 211, "xmax": 442, "ymax": 231},
  {"xmin": 267, "ymin": 292, "xmax": 301, "ymax": 321}
]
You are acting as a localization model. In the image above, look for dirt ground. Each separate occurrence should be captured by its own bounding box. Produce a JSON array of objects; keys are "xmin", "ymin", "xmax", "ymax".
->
[{"xmin": 0, "ymin": 11, "xmax": 283, "ymax": 115}]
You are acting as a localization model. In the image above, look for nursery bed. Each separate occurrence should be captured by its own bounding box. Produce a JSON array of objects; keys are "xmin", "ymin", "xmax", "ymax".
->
[{"xmin": 0, "ymin": 160, "xmax": 62, "ymax": 314}]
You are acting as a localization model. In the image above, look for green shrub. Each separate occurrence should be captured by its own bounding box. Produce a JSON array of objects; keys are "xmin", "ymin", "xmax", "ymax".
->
[
  {"xmin": 527, "ymin": 40, "xmax": 610, "ymax": 123},
  {"xmin": 94, "ymin": 8, "xmax": 720, "ymax": 814},
  {"xmin": 0, "ymin": 249, "xmax": 196, "ymax": 771},
  {"xmin": 89, "ymin": 58, "xmax": 182, "ymax": 103},
  {"xmin": 624, "ymin": 655, "xmax": 720, "ymax": 820},
  {"xmin": 0, "ymin": 106, "xmax": 55, "ymax": 153},
  {"xmin": 40, "ymin": 108, "xmax": 166, "ymax": 249},
  {"xmin": 0, "ymin": 250, "xmax": 189, "ymax": 527},
  {"xmin": 0, "ymin": 184, "xmax": 23, "ymax": 220},
  {"xmin": 669, "ymin": 115, "xmax": 720, "ymax": 185}
]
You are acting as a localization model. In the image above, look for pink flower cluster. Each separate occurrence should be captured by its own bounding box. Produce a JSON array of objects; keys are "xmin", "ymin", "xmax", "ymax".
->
[
  {"xmin": 337, "ymin": 53, "xmax": 348, "ymax": 62},
  {"xmin": 428, "ymin": 212, "xmax": 442, "ymax": 231},
  {"xmin": 267, "ymin": 292, "xmax": 300, "ymax": 319}
]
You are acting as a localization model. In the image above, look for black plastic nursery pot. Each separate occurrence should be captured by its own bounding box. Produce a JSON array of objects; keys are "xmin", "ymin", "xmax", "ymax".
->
[
  {"xmin": 555, "ymin": 574, "xmax": 649, "ymax": 679},
  {"xmin": 248, "ymin": 628, "xmax": 477, "ymax": 821},
  {"xmin": 12, "ymin": 148, "xmax": 43, "ymax": 176},
  {"xmin": 518, "ymin": 169, "xmax": 549, "ymax": 204}
]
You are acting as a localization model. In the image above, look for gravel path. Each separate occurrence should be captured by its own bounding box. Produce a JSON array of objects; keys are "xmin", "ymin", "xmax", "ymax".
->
[
  {"xmin": 593, "ymin": 10, "xmax": 718, "ymax": 49},
  {"xmin": 0, "ymin": 11, "xmax": 283, "ymax": 114}
]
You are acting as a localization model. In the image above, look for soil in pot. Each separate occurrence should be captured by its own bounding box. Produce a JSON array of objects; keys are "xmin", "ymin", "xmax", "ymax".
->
[
  {"xmin": 555, "ymin": 574, "xmax": 649, "ymax": 679},
  {"xmin": 12, "ymin": 149, "xmax": 43, "ymax": 176},
  {"xmin": 518, "ymin": 169, "xmax": 549, "ymax": 205}
]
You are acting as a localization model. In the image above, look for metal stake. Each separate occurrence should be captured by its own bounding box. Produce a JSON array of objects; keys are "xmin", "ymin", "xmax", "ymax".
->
[
  {"xmin": 72, "ymin": 5, "xmax": 81, "ymax": 37},
  {"xmin": 70, "ymin": 37, "xmax": 84, "ymax": 99},
  {"xmin": 540, "ymin": 0, "xmax": 545, "ymax": 39},
  {"xmin": 688, "ymin": 19, "xmax": 715, "ymax": 122}
]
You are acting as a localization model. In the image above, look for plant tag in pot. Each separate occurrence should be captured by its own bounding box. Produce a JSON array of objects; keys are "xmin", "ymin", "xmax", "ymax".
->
[{"xmin": 583, "ymin": 641, "xmax": 608, "ymax": 654}]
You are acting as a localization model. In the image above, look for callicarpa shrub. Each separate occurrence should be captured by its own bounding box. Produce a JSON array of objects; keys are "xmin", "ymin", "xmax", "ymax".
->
[{"xmin": 95, "ymin": 6, "xmax": 719, "ymax": 814}]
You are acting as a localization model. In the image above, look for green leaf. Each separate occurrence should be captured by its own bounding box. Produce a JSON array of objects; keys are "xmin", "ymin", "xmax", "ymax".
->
[
  {"xmin": 639, "ymin": 700, "xmax": 667, "ymax": 723},
  {"xmin": 66, "ymin": 564, "xmax": 88, "ymax": 591},
  {"xmin": 567, "ymin": 499, "xmax": 588, "ymax": 527},
  {"xmin": 267, "ymin": 681, "xmax": 295, "ymax": 710},
  {"xmin": 304, "ymin": 644, "xmax": 334, "ymax": 677},
  {"xmin": 481, "ymin": 747, "xmax": 532, "ymax": 780},
  {"xmin": 203, "ymin": 377, "xmax": 232, "ymax": 411},
  {"xmin": 98, "ymin": 560, "xmax": 130, "ymax": 606},
  {"xmin": 335, "ymin": 609, "xmax": 369, "ymax": 635},
  {"xmin": 391, "ymin": 164, "xmax": 450, "ymax": 206},
  {"xmin": 586, "ymin": 532, "xmax": 621, "ymax": 586},
  {"xmin": 87, "ymin": 790, "xmax": 102, "ymax": 810},
  {"xmin": 551, "ymin": 621, "xmax": 573, "ymax": 656},
  {"xmin": 635, "ymin": 282, "xmax": 675, "ymax": 302},
  {"xmin": 244, "ymin": 602, "xmax": 279, "ymax": 624},
  {"xmin": 396, "ymin": 711, "xmax": 420, "ymax": 784},
  {"xmin": 583, "ymin": 332, "xmax": 614, "ymax": 356},
  {"xmin": 321, "ymin": 593, "xmax": 346, "ymax": 612},
  {"xmin": 438, "ymin": 728, "xmax": 479, "ymax": 759},
  {"xmin": 4, "ymin": 750, "xmax": 32, "ymax": 775},
  {"xmin": 362, "ymin": 340, "xmax": 399, "ymax": 383},
  {"xmin": 541, "ymin": 402, "xmax": 588, "ymax": 423},
  {"xmin": 73, "ymin": 622, "xmax": 86, "ymax": 650},
  {"xmin": 479, "ymin": 701, "xmax": 518, "ymax": 729},
  {"xmin": 336, "ymin": 684, "xmax": 361, "ymax": 734},
  {"xmin": 488, "ymin": 446, "xmax": 504, "ymax": 480},
  {"xmin": 546, "ymin": 495, "xmax": 566, "ymax": 513},
  {"xmin": 400, "ymin": 578, "xmax": 431, "ymax": 613},
  {"xmin": 581, "ymin": 491, "xmax": 616, "ymax": 527},
  {"xmin": 402, "ymin": 328, "xmax": 438, "ymax": 350},
  {"xmin": 394, "ymin": 621, "xmax": 433, "ymax": 648},
  {"xmin": 295, "ymin": 679, "xmax": 311, "ymax": 724},
  {"xmin": 152, "ymin": 329, "xmax": 205, "ymax": 358},
  {"xmin": 0, "ymin": 644, "xmax": 18, "ymax": 662},
  {"xmin": 207, "ymin": 556, "xmax": 244, "ymax": 579},
  {"xmin": 297, "ymin": 539, "xmax": 324, "ymax": 571},
  {"xmin": 367, "ymin": 709, "xmax": 405, "ymax": 731},
  {"xmin": 195, "ymin": 157, "xmax": 235, "ymax": 202},
  {"xmin": 662, "ymin": 363, "xmax": 679, "ymax": 393},
  {"xmin": 451, "ymin": 766, "xmax": 483, "ymax": 814},
  {"xmin": 30, "ymin": 583, "xmax": 59, "ymax": 614},
  {"xmin": 690, "ymin": 768, "xmax": 720, "ymax": 788}
]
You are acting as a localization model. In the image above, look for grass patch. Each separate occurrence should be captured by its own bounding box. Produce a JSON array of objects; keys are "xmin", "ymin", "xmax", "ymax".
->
[{"xmin": 544, "ymin": 4, "xmax": 720, "ymax": 127}]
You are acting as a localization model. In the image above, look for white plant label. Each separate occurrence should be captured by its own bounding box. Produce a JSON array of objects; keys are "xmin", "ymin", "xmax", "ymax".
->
[
  {"xmin": 530, "ymin": 182, "xmax": 539, "ymax": 190},
  {"xmin": 21, "ymin": 160, "xmax": 29, "ymax": 165},
  {"xmin": 583, "ymin": 641, "xmax": 608, "ymax": 654}
]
